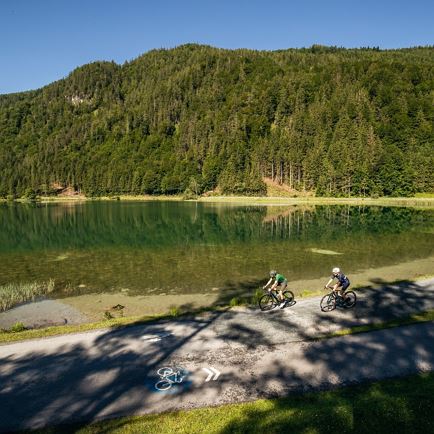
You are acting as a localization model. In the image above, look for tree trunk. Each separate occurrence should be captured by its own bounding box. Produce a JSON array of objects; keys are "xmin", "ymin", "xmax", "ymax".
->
[{"xmin": 289, "ymin": 163, "xmax": 293, "ymax": 189}]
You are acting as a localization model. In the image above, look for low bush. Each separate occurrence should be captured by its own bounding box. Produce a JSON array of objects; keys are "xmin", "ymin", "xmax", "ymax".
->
[
  {"xmin": 169, "ymin": 306, "xmax": 181, "ymax": 317},
  {"xmin": 0, "ymin": 280, "xmax": 55, "ymax": 312},
  {"xmin": 10, "ymin": 322, "xmax": 26, "ymax": 333},
  {"xmin": 251, "ymin": 288, "xmax": 264, "ymax": 305}
]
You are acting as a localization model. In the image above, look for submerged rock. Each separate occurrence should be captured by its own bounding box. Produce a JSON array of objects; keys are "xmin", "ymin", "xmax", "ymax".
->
[{"xmin": 308, "ymin": 248, "xmax": 343, "ymax": 255}]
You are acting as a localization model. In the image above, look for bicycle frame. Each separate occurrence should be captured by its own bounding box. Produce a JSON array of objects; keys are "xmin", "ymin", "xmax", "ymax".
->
[
  {"xmin": 321, "ymin": 286, "xmax": 356, "ymax": 312},
  {"xmin": 327, "ymin": 286, "xmax": 345, "ymax": 299},
  {"xmin": 155, "ymin": 367, "xmax": 187, "ymax": 391},
  {"xmin": 268, "ymin": 290, "xmax": 280, "ymax": 302},
  {"xmin": 166, "ymin": 372, "xmax": 183, "ymax": 383}
]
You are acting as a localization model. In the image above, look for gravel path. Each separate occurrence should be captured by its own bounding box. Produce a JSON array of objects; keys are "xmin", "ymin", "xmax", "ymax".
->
[{"xmin": 0, "ymin": 278, "xmax": 433, "ymax": 432}]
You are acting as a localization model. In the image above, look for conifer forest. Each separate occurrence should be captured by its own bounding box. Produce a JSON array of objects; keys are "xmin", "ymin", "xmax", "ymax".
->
[{"xmin": 0, "ymin": 44, "xmax": 433, "ymax": 197}]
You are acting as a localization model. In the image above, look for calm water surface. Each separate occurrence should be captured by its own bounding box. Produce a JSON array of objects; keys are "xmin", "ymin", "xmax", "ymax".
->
[{"xmin": 0, "ymin": 201, "xmax": 433, "ymax": 298}]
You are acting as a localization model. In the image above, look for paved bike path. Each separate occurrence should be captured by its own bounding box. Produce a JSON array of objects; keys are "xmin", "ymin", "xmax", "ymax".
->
[{"xmin": 0, "ymin": 278, "xmax": 434, "ymax": 432}]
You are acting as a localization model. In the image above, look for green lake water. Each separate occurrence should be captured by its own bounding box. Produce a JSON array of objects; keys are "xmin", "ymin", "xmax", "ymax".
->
[{"xmin": 0, "ymin": 201, "xmax": 433, "ymax": 298}]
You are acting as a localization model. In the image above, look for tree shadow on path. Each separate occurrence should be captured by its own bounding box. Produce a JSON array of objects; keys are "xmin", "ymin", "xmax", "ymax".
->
[{"xmin": 1, "ymin": 278, "xmax": 434, "ymax": 432}]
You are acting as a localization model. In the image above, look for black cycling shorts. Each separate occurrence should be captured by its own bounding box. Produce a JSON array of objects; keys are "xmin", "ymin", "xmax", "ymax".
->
[{"xmin": 341, "ymin": 281, "xmax": 350, "ymax": 291}]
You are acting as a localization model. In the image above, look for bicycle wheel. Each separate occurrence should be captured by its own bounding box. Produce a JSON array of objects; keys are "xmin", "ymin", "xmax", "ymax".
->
[
  {"xmin": 259, "ymin": 294, "xmax": 276, "ymax": 311},
  {"xmin": 282, "ymin": 290, "xmax": 295, "ymax": 304},
  {"xmin": 343, "ymin": 291, "xmax": 356, "ymax": 308},
  {"xmin": 320, "ymin": 293, "xmax": 336, "ymax": 312},
  {"xmin": 155, "ymin": 380, "xmax": 172, "ymax": 391},
  {"xmin": 157, "ymin": 367, "xmax": 174, "ymax": 377}
]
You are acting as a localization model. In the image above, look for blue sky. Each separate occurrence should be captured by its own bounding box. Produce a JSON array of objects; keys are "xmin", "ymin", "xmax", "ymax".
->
[{"xmin": 1, "ymin": 0, "xmax": 433, "ymax": 94}]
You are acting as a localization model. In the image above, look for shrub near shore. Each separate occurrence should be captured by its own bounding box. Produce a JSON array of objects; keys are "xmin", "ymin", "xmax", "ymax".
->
[{"xmin": 0, "ymin": 280, "xmax": 55, "ymax": 312}]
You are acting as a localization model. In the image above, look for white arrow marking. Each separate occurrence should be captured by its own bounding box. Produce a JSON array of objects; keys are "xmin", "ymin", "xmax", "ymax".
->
[
  {"xmin": 141, "ymin": 332, "xmax": 172, "ymax": 342},
  {"xmin": 202, "ymin": 368, "xmax": 213, "ymax": 382},
  {"xmin": 202, "ymin": 367, "xmax": 220, "ymax": 382},
  {"xmin": 211, "ymin": 367, "xmax": 221, "ymax": 380}
]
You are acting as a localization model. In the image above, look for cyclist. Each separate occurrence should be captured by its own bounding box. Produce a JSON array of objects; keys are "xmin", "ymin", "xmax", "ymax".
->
[
  {"xmin": 325, "ymin": 267, "xmax": 350, "ymax": 300},
  {"xmin": 263, "ymin": 270, "xmax": 288, "ymax": 308}
]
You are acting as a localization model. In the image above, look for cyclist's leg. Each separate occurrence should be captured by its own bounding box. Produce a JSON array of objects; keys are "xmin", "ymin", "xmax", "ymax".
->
[
  {"xmin": 268, "ymin": 287, "xmax": 276, "ymax": 299},
  {"xmin": 278, "ymin": 281, "xmax": 288, "ymax": 304},
  {"xmin": 341, "ymin": 282, "xmax": 350, "ymax": 300},
  {"xmin": 271, "ymin": 289, "xmax": 281, "ymax": 308},
  {"xmin": 332, "ymin": 283, "xmax": 343, "ymax": 302},
  {"xmin": 267, "ymin": 288, "xmax": 278, "ymax": 306}
]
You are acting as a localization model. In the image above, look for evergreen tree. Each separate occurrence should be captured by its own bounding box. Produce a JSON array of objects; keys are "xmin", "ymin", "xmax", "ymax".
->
[{"xmin": 0, "ymin": 45, "xmax": 433, "ymax": 198}]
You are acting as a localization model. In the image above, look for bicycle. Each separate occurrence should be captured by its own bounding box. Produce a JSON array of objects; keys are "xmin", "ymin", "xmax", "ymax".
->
[
  {"xmin": 320, "ymin": 286, "xmax": 356, "ymax": 312},
  {"xmin": 154, "ymin": 366, "xmax": 187, "ymax": 391},
  {"xmin": 259, "ymin": 288, "xmax": 295, "ymax": 311}
]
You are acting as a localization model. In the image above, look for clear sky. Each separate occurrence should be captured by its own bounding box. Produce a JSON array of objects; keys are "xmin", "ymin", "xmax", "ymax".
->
[{"xmin": 1, "ymin": 0, "xmax": 433, "ymax": 94}]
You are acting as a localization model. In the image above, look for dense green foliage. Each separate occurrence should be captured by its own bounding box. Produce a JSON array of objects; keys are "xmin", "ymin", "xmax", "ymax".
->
[{"xmin": 0, "ymin": 44, "xmax": 433, "ymax": 197}]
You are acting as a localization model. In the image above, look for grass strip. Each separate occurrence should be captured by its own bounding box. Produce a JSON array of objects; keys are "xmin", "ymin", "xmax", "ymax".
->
[
  {"xmin": 2, "ymin": 194, "xmax": 434, "ymax": 207},
  {"xmin": 2, "ymin": 304, "xmax": 433, "ymax": 346},
  {"xmin": 30, "ymin": 372, "xmax": 434, "ymax": 434},
  {"xmin": 0, "ymin": 315, "xmax": 159, "ymax": 344},
  {"xmin": 0, "ymin": 305, "xmax": 227, "ymax": 344},
  {"xmin": 198, "ymin": 195, "xmax": 434, "ymax": 208},
  {"xmin": 319, "ymin": 309, "xmax": 434, "ymax": 340},
  {"xmin": 2, "ymin": 277, "xmax": 434, "ymax": 344}
]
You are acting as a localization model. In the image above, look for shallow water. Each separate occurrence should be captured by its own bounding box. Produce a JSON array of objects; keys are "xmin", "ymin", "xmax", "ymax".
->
[{"xmin": 0, "ymin": 202, "xmax": 433, "ymax": 300}]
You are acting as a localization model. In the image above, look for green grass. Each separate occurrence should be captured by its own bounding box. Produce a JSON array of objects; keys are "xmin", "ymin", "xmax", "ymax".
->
[
  {"xmin": 2, "ymin": 194, "xmax": 434, "ymax": 207},
  {"xmin": 33, "ymin": 372, "xmax": 434, "ymax": 433},
  {"xmin": 0, "ymin": 280, "xmax": 55, "ymax": 312},
  {"xmin": 0, "ymin": 289, "xmax": 256, "ymax": 343},
  {"xmin": 229, "ymin": 296, "xmax": 242, "ymax": 307},
  {"xmin": 198, "ymin": 195, "xmax": 434, "ymax": 208},
  {"xmin": 415, "ymin": 192, "xmax": 434, "ymax": 198},
  {"xmin": 2, "ymin": 279, "xmax": 434, "ymax": 344},
  {"xmin": 0, "ymin": 313, "xmax": 166, "ymax": 343},
  {"xmin": 321, "ymin": 309, "xmax": 434, "ymax": 340},
  {"xmin": 169, "ymin": 306, "xmax": 182, "ymax": 317},
  {"xmin": 0, "ymin": 305, "xmax": 229, "ymax": 344},
  {"xmin": 10, "ymin": 322, "xmax": 26, "ymax": 332},
  {"xmin": 251, "ymin": 288, "xmax": 264, "ymax": 305},
  {"xmin": 3, "ymin": 302, "xmax": 433, "ymax": 347}
]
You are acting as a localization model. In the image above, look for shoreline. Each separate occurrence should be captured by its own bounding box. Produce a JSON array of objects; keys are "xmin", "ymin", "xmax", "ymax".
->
[
  {"xmin": 1, "ymin": 253, "xmax": 433, "ymax": 340},
  {"xmin": 198, "ymin": 195, "xmax": 434, "ymax": 208},
  {"xmin": 1, "ymin": 194, "xmax": 434, "ymax": 208},
  {"xmin": 59, "ymin": 255, "xmax": 434, "ymax": 321},
  {"xmin": 1, "ymin": 275, "xmax": 434, "ymax": 345}
]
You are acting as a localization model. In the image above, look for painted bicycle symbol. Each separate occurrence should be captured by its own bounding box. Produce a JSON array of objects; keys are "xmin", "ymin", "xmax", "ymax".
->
[{"xmin": 154, "ymin": 366, "xmax": 187, "ymax": 391}]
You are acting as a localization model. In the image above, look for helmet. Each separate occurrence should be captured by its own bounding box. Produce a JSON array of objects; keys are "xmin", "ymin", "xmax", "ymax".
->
[
  {"xmin": 269, "ymin": 270, "xmax": 277, "ymax": 277},
  {"xmin": 332, "ymin": 267, "xmax": 340, "ymax": 274}
]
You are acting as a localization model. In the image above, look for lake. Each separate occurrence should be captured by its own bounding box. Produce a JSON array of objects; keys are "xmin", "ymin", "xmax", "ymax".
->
[{"xmin": 1, "ymin": 201, "xmax": 433, "ymax": 318}]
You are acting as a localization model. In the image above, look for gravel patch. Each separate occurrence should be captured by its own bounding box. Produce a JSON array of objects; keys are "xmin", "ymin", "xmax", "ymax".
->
[{"xmin": 0, "ymin": 299, "xmax": 89, "ymax": 330}]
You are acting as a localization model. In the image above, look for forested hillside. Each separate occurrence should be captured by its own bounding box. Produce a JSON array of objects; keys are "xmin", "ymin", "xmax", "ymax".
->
[{"xmin": 0, "ymin": 44, "xmax": 433, "ymax": 197}]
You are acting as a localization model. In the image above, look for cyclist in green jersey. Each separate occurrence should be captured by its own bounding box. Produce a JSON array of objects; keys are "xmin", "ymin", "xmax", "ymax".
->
[{"xmin": 263, "ymin": 270, "xmax": 288, "ymax": 308}]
